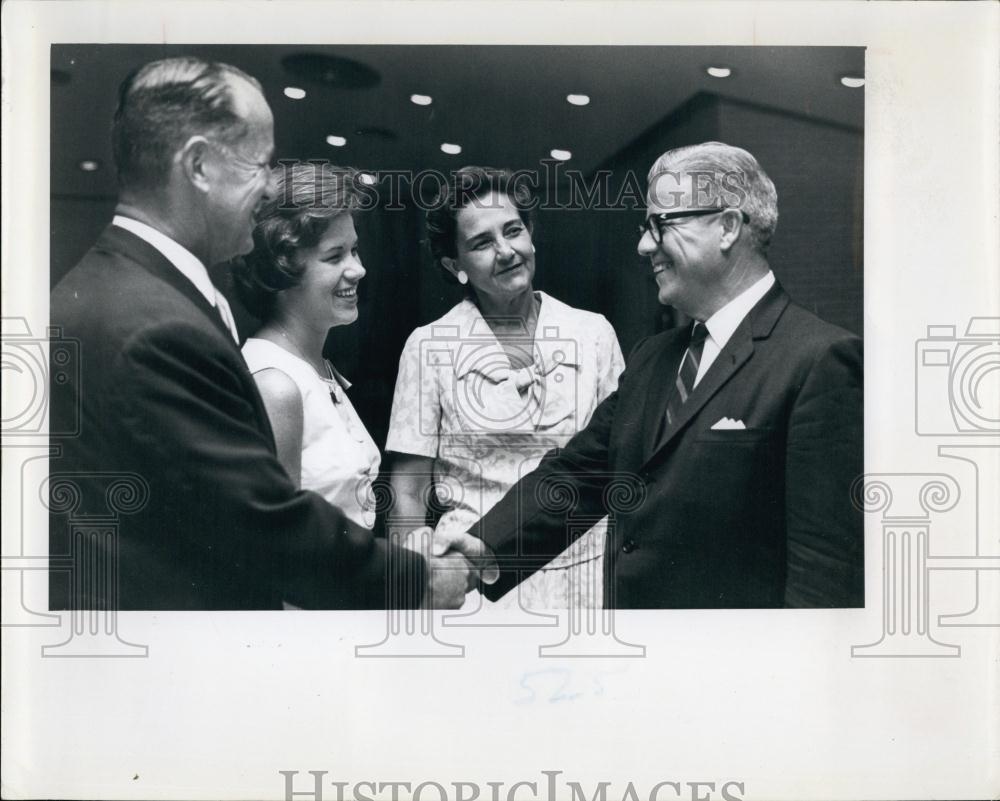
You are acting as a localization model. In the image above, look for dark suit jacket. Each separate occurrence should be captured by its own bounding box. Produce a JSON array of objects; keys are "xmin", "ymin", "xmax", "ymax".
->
[
  {"xmin": 478, "ymin": 282, "xmax": 863, "ymax": 608},
  {"xmin": 49, "ymin": 224, "xmax": 425, "ymax": 610}
]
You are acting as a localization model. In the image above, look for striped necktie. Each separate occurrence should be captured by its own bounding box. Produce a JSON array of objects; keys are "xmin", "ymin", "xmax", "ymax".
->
[{"xmin": 665, "ymin": 322, "xmax": 709, "ymax": 427}]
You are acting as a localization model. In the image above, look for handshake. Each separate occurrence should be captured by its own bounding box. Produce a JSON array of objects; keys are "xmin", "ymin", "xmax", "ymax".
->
[{"xmin": 398, "ymin": 527, "xmax": 500, "ymax": 609}]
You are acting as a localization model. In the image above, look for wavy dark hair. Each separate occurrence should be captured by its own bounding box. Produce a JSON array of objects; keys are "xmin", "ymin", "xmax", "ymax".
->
[
  {"xmin": 425, "ymin": 166, "xmax": 536, "ymax": 286},
  {"xmin": 233, "ymin": 163, "xmax": 360, "ymax": 319}
]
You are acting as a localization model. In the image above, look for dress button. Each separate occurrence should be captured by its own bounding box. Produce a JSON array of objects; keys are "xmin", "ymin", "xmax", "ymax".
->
[{"xmin": 621, "ymin": 539, "xmax": 637, "ymax": 554}]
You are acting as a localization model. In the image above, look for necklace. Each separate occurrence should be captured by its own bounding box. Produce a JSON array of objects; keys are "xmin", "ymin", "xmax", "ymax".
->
[{"xmin": 272, "ymin": 322, "xmax": 332, "ymax": 379}]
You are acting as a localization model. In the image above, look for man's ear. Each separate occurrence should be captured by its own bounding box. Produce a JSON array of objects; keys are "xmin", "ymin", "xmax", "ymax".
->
[
  {"xmin": 718, "ymin": 208, "xmax": 744, "ymax": 253},
  {"xmin": 178, "ymin": 135, "xmax": 212, "ymax": 193}
]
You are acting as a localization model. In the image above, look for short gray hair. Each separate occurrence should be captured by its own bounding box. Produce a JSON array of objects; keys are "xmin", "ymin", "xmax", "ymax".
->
[
  {"xmin": 111, "ymin": 56, "xmax": 262, "ymax": 190},
  {"xmin": 647, "ymin": 142, "xmax": 779, "ymax": 254}
]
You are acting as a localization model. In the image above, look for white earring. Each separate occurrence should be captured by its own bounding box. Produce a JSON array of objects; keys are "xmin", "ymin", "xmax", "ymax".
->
[{"xmin": 457, "ymin": 270, "xmax": 469, "ymax": 285}]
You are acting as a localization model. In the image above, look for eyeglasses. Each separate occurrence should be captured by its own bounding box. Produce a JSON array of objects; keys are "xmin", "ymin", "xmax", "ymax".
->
[
  {"xmin": 638, "ymin": 208, "xmax": 750, "ymax": 244},
  {"xmin": 209, "ymin": 140, "xmax": 274, "ymax": 177}
]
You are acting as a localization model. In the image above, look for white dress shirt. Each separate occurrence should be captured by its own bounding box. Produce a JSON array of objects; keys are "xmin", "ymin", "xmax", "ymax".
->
[
  {"xmin": 693, "ymin": 270, "xmax": 775, "ymax": 387},
  {"xmin": 112, "ymin": 215, "xmax": 240, "ymax": 343}
]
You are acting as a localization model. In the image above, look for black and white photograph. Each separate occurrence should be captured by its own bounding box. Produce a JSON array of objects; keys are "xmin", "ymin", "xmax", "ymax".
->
[
  {"xmin": 46, "ymin": 42, "xmax": 865, "ymax": 614},
  {"xmin": 2, "ymin": 2, "xmax": 997, "ymax": 800}
]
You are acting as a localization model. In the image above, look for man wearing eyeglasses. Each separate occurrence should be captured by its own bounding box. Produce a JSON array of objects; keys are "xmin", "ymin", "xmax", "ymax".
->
[{"xmin": 475, "ymin": 141, "xmax": 863, "ymax": 608}]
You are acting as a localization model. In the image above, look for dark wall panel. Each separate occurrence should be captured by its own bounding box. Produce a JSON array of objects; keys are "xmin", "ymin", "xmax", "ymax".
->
[{"xmin": 717, "ymin": 100, "xmax": 863, "ymax": 336}]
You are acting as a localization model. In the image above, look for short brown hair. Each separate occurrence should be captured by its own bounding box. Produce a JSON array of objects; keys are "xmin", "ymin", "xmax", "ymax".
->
[
  {"xmin": 425, "ymin": 166, "xmax": 535, "ymax": 285},
  {"xmin": 233, "ymin": 163, "xmax": 361, "ymax": 319}
]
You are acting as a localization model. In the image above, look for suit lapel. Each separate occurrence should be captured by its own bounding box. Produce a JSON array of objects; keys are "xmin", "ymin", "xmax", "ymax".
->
[
  {"xmin": 96, "ymin": 225, "xmax": 276, "ymax": 447},
  {"xmin": 642, "ymin": 282, "xmax": 790, "ymax": 466},
  {"xmin": 649, "ymin": 322, "xmax": 755, "ymax": 458},
  {"xmin": 97, "ymin": 225, "xmax": 237, "ymax": 347}
]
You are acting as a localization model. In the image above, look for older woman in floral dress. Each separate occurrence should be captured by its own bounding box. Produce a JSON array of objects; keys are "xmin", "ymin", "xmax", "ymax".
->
[{"xmin": 386, "ymin": 166, "xmax": 624, "ymax": 610}]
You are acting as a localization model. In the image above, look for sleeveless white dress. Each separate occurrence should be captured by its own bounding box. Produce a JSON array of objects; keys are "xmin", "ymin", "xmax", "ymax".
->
[{"xmin": 242, "ymin": 338, "xmax": 380, "ymax": 530}]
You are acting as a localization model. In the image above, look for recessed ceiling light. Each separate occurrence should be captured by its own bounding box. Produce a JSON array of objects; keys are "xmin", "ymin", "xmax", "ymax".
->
[
  {"xmin": 358, "ymin": 173, "xmax": 377, "ymax": 186},
  {"xmin": 566, "ymin": 94, "xmax": 590, "ymax": 106},
  {"xmin": 410, "ymin": 94, "xmax": 433, "ymax": 106},
  {"xmin": 441, "ymin": 143, "xmax": 462, "ymax": 155},
  {"xmin": 706, "ymin": 66, "xmax": 732, "ymax": 78},
  {"xmin": 550, "ymin": 149, "xmax": 572, "ymax": 161},
  {"xmin": 283, "ymin": 86, "xmax": 306, "ymax": 100},
  {"xmin": 840, "ymin": 75, "xmax": 865, "ymax": 89},
  {"xmin": 326, "ymin": 135, "xmax": 347, "ymax": 147},
  {"xmin": 78, "ymin": 159, "xmax": 100, "ymax": 172}
]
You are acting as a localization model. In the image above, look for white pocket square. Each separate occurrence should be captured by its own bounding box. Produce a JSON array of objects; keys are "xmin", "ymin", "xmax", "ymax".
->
[{"xmin": 711, "ymin": 417, "xmax": 746, "ymax": 430}]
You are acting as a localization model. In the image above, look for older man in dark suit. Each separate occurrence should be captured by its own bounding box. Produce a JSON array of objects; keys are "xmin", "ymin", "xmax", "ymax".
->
[
  {"xmin": 49, "ymin": 57, "xmax": 484, "ymax": 610},
  {"xmin": 477, "ymin": 142, "xmax": 863, "ymax": 608}
]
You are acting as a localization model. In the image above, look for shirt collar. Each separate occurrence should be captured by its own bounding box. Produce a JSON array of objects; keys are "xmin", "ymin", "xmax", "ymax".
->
[
  {"xmin": 112, "ymin": 215, "xmax": 218, "ymax": 307},
  {"xmin": 702, "ymin": 271, "xmax": 775, "ymax": 351},
  {"xmin": 451, "ymin": 291, "xmax": 583, "ymax": 379}
]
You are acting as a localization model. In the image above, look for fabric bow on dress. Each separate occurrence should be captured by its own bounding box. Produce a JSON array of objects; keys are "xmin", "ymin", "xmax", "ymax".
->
[{"xmin": 456, "ymin": 349, "xmax": 576, "ymax": 434}]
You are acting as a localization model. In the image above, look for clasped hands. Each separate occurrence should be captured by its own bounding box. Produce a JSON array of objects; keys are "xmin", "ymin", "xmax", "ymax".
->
[{"xmin": 399, "ymin": 527, "xmax": 499, "ymax": 609}]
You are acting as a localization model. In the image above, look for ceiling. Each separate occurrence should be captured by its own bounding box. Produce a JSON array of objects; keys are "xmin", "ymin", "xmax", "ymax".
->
[{"xmin": 51, "ymin": 44, "xmax": 864, "ymax": 198}]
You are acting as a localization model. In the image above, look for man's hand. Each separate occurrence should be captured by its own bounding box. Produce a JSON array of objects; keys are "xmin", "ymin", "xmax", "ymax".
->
[
  {"xmin": 398, "ymin": 527, "xmax": 499, "ymax": 608},
  {"xmin": 427, "ymin": 529, "xmax": 499, "ymax": 586},
  {"xmin": 422, "ymin": 550, "xmax": 474, "ymax": 609}
]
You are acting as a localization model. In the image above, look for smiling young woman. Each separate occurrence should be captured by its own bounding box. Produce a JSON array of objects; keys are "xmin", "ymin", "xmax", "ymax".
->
[{"xmin": 233, "ymin": 163, "xmax": 379, "ymax": 532}]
